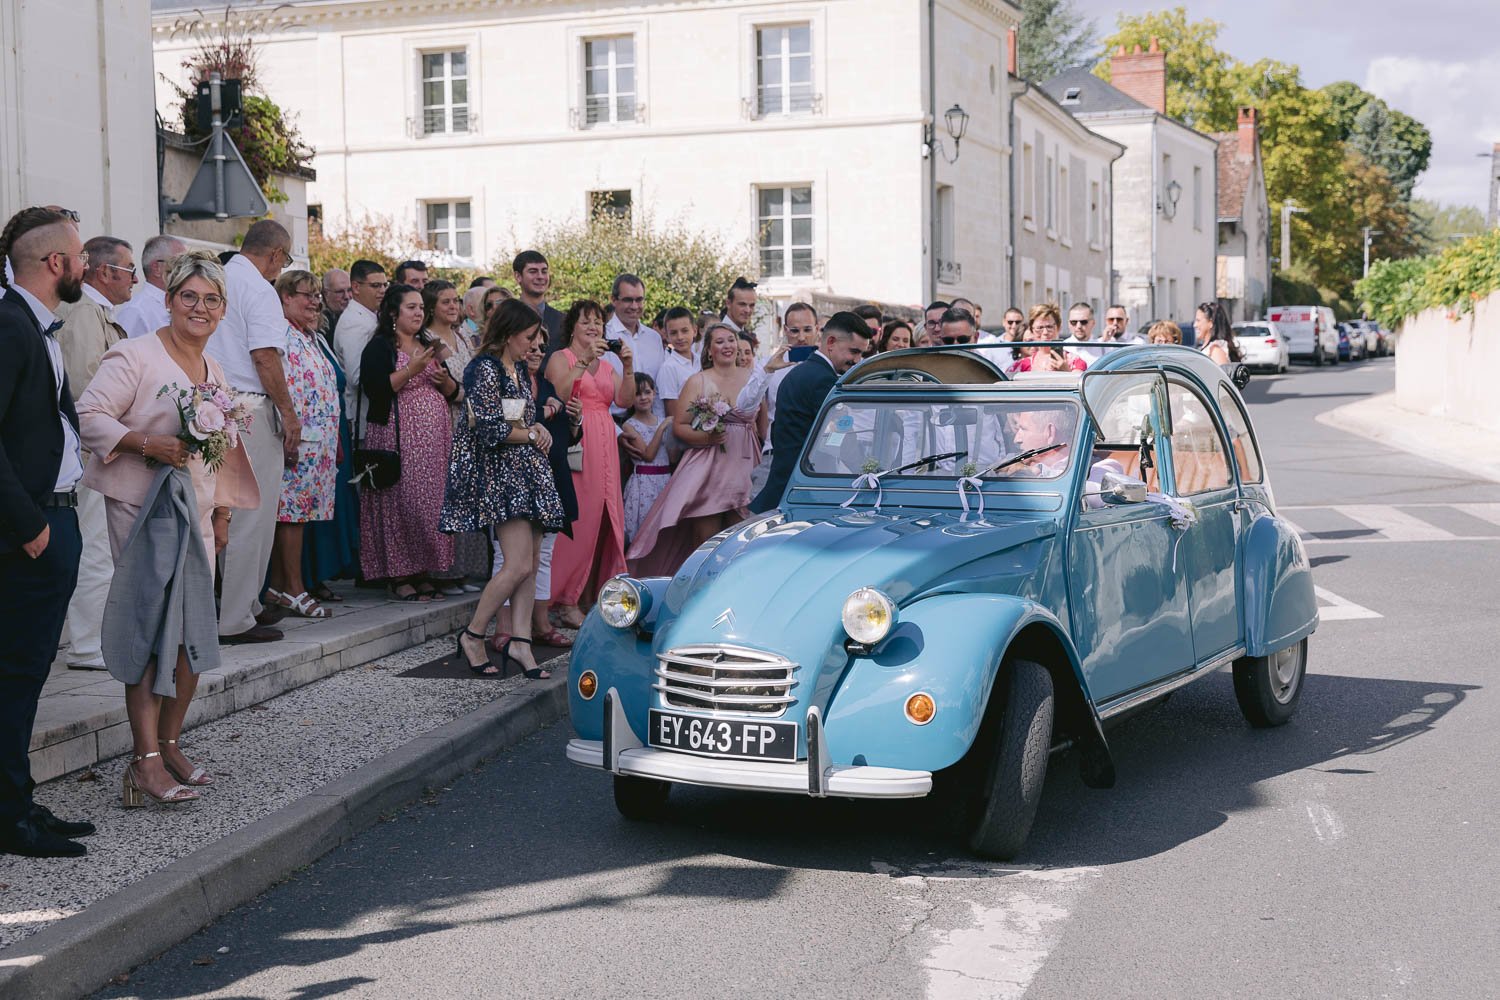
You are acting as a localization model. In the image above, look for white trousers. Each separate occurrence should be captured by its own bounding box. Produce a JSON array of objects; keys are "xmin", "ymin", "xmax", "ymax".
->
[
  {"xmin": 219, "ymin": 396, "xmax": 283, "ymax": 635},
  {"xmin": 63, "ymin": 484, "xmax": 111, "ymax": 665},
  {"xmin": 491, "ymin": 530, "xmax": 556, "ymax": 601}
]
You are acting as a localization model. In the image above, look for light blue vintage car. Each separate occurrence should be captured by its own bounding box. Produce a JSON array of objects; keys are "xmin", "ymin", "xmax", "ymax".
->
[{"xmin": 565, "ymin": 343, "xmax": 1317, "ymax": 859}]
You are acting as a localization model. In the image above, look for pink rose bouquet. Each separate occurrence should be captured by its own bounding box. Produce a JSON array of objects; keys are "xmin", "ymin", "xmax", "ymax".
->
[
  {"xmin": 153, "ymin": 381, "xmax": 254, "ymax": 472},
  {"xmin": 686, "ymin": 393, "xmax": 731, "ymax": 452}
]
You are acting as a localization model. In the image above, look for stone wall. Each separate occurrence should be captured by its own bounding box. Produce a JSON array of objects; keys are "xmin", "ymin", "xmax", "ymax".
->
[{"xmin": 1395, "ymin": 288, "xmax": 1500, "ymax": 433}]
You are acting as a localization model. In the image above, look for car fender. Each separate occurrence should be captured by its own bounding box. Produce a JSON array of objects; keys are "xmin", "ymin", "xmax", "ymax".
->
[
  {"xmin": 1242, "ymin": 511, "xmax": 1318, "ymax": 656},
  {"xmin": 821, "ymin": 593, "xmax": 1115, "ymax": 787},
  {"xmin": 567, "ymin": 578, "xmax": 672, "ymax": 743}
]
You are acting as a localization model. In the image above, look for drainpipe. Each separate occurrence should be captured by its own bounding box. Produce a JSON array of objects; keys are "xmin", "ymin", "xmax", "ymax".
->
[
  {"xmin": 1149, "ymin": 125, "xmax": 1158, "ymax": 322},
  {"xmin": 926, "ymin": 0, "xmax": 937, "ymax": 304},
  {"xmin": 1007, "ymin": 77, "xmax": 1029, "ymax": 310}
]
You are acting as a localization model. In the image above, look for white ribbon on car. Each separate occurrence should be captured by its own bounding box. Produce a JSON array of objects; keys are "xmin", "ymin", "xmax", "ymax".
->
[
  {"xmin": 957, "ymin": 475, "xmax": 985, "ymax": 523},
  {"xmin": 842, "ymin": 472, "xmax": 883, "ymax": 512},
  {"xmin": 1146, "ymin": 491, "xmax": 1199, "ymax": 569}
]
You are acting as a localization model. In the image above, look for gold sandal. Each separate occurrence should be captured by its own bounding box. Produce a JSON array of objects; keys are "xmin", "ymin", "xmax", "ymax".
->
[
  {"xmin": 122, "ymin": 753, "xmax": 199, "ymax": 807},
  {"xmin": 158, "ymin": 738, "xmax": 213, "ymax": 786}
]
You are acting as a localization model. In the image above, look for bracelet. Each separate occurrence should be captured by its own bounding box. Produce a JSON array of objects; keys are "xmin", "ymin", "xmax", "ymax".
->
[
  {"xmin": 140, "ymin": 435, "xmax": 148, "ymax": 458},
  {"xmin": 213, "ymin": 508, "xmax": 232, "ymax": 523}
]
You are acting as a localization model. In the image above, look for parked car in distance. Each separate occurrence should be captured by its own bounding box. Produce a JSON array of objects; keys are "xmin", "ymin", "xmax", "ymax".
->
[
  {"xmin": 1335, "ymin": 324, "xmax": 1359, "ymax": 362},
  {"xmin": 566, "ymin": 342, "xmax": 1318, "ymax": 860},
  {"xmin": 1351, "ymin": 320, "xmax": 1384, "ymax": 357},
  {"xmin": 1233, "ymin": 321, "xmax": 1290, "ymax": 373},
  {"xmin": 1267, "ymin": 305, "xmax": 1339, "ymax": 366}
]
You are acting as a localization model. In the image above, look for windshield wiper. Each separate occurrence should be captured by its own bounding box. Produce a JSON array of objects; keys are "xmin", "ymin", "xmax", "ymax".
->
[
  {"xmin": 985, "ymin": 442, "xmax": 1067, "ymax": 475},
  {"xmin": 876, "ymin": 450, "xmax": 968, "ymax": 478}
]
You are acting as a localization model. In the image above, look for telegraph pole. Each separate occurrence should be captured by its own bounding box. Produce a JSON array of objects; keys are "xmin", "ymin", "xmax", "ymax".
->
[
  {"xmin": 1280, "ymin": 200, "xmax": 1306, "ymax": 273},
  {"xmin": 1362, "ymin": 227, "xmax": 1383, "ymax": 278}
]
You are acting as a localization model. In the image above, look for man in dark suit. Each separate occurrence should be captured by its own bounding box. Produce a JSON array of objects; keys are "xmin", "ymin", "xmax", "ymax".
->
[
  {"xmin": 513, "ymin": 250, "xmax": 565, "ymax": 354},
  {"xmin": 0, "ymin": 207, "xmax": 95, "ymax": 857},
  {"xmin": 751, "ymin": 311, "xmax": 872, "ymax": 514}
]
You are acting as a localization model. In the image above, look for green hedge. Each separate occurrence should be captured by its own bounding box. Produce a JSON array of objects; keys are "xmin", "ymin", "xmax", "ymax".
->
[{"xmin": 1356, "ymin": 229, "xmax": 1500, "ymax": 330}]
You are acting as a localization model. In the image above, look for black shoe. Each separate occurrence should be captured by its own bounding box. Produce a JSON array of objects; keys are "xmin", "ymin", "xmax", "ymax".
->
[
  {"xmin": 0, "ymin": 815, "xmax": 86, "ymax": 858},
  {"xmin": 31, "ymin": 803, "xmax": 95, "ymax": 838},
  {"xmin": 255, "ymin": 603, "xmax": 289, "ymax": 626},
  {"xmin": 222, "ymin": 624, "xmax": 284, "ymax": 645}
]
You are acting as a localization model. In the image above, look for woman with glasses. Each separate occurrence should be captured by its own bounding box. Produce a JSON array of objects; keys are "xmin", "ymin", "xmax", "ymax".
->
[
  {"xmin": 76, "ymin": 250, "xmax": 258, "ymax": 806},
  {"xmin": 1007, "ymin": 303, "xmax": 1087, "ymax": 374},
  {"xmin": 263, "ymin": 270, "xmax": 340, "ymax": 619}
]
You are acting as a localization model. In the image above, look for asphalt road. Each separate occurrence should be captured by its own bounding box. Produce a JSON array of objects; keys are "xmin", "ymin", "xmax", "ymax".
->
[{"xmin": 101, "ymin": 357, "xmax": 1500, "ymax": 1000}]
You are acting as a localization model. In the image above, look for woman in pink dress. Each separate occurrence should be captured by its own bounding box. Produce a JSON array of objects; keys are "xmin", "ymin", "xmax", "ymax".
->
[
  {"xmin": 544, "ymin": 300, "xmax": 635, "ymax": 627},
  {"xmin": 628, "ymin": 323, "xmax": 768, "ymax": 578}
]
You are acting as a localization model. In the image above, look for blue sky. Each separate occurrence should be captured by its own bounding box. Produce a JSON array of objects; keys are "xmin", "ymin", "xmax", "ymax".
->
[{"xmin": 1070, "ymin": 0, "xmax": 1500, "ymax": 210}]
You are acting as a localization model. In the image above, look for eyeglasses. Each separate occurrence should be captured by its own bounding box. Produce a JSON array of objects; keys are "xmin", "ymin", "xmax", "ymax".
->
[
  {"xmin": 1031, "ymin": 324, "xmax": 1058, "ymax": 334},
  {"xmin": 1004, "ymin": 319, "xmax": 1024, "ymax": 326},
  {"xmin": 102, "ymin": 263, "xmax": 138, "ymax": 279},
  {"xmin": 616, "ymin": 296, "xmax": 645, "ymax": 305},
  {"xmin": 1068, "ymin": 319, "xmax": 1091, "ymax": 327},
  {"xmin": 176, "ymin": 290, "xmax": 225, "ymax": 310},
  {"xmin": 40, "ymin": 250, "xmax": 89, "ymax": 266},
  {"xmin": 276, "ymin": 248, "xmax": 294, "ymax": 269},
  {"xmin": 289, "ymin": 289, "xmax": 323, "ymax": 302},
  {"xmin": 55, "ymin": 208, "xmax": 81, "ymax": 223},
  {"xmin": 359, "ymin": 278, "xmax": 390, "ymax": 291}
]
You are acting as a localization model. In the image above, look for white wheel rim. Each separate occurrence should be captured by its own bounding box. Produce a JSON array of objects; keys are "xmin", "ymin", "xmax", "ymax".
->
[{"xmin": 1269, "ymin": 643, "xmax": 1303, "ymax": 704}]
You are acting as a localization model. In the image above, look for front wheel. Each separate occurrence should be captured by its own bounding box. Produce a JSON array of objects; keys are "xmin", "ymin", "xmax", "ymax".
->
[
  {"xmin": 967, "ymin": 659, "xmax": 1054, "ymax": 860},
  {"xmin": 1233, "ymin": 639, "xmax": 1307, "ymax": 727},
  {"xmin": 614, "ymin": 775, "xmax": 671, "ymax": 820}
]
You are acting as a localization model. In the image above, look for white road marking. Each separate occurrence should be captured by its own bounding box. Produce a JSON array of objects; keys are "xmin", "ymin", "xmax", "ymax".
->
[
  {"xmin": 1329, "ymin": 505, "xmax": 1455, "ymax": 541},
  {"xmin": 1454, "ymin": 502, "xmax": 1500, "ymax": 528},
  {"xmin": 1303, "ymin": 801, "xmax": 1347, "ymax": 842},
  {"xmin": 1315, "ymin": 586, "xmax": 1382, "ymax": 621}
]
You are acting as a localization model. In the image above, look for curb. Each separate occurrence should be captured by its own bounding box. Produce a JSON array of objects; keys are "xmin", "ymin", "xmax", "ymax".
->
[
  {"xmin": 1316, "ymin": 392, "xmax": 1500, "ymax": 485},
  {"xmin": 0, "ymin": 676, "xmax": 569, "ymax": 1000}
]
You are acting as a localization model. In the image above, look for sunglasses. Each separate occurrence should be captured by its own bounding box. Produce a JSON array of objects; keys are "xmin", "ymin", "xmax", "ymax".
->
[{"xmin": 1068, "ymin": 319, "xmax": 1090, "ymax": 327}]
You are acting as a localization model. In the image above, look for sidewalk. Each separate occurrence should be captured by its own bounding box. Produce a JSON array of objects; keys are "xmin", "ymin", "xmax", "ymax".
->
[
  {"xmin": 33, "ymin": 583, "xmax": 481, "ymax": 785},
  {"xmin": 1317, "ymin": 391, "xmax": 1500, "ymax": 485}
]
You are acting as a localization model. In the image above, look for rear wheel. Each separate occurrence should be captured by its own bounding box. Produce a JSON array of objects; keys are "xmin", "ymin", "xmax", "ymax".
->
[
  {"xmin": 1233, "ymin": 639, "xmax": 1307, "ymax": 728},
  {"xmin": 1313, "ymin": 345, "xmax": 1324, "ymax": 367},
  {"xmin": 614, "ymin": 775, "xmax": 671, "ymax": 820},
  {"xmin": 967, "ymin": 659, "xmax": 1054, "ymax": 860}
]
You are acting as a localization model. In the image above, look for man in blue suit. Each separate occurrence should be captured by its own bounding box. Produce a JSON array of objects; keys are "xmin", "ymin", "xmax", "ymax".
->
[
  {"xmin": 0, "ymin": 206, "xmax": 95, "ymax": 857},
  {"xmin": 751, "ymin": 311, "xmax": 871, "ymax": 514}
]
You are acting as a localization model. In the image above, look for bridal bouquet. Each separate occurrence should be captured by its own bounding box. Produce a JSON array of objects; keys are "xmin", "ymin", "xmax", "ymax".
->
[
  {"xmin": 686, "ymin": 393, "xmax": 732, "ymax": 452},
  {"xmin": 153, "ymin": 382, "xmax": 254, "ymax": 472}
]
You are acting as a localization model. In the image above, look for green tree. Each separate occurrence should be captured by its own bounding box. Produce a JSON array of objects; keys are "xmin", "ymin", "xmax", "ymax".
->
[
  {"xmin": 1320, "ymin": 80, "xmax": 1431, "ymax": 198},
  {"xmin": 1096, "ymin": 7, "xmax": 1235, "ymax": 127},
  {"xmin": 1411, "ymin": 199, "xmax": 1489, "ymax": 252},
  {"xmin": 1017, "ymin": 0, "xmax": 1098, "ymax": 81}
]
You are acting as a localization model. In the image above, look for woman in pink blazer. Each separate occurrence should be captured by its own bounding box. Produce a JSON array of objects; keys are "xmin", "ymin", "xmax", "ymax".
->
[{"xmin": 76, "ymin": 250, "xmax": 258, "ymax": 808}]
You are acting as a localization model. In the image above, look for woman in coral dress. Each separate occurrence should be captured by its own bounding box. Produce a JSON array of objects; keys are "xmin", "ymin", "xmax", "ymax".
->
[
  {"xmin": 543, "ymin": 300, "xmax": 636, "ymax": 626},
  {"xmin": 628, "ymin": 323, "xmax": 768, "ymax": 578}
]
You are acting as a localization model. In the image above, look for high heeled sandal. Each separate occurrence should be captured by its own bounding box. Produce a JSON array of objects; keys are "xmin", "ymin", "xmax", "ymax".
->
[
  {"xmin": 500, "ymin": 637, "xmax": 550, "ymax": 680},
  {"xmin": 457, "ymin": 627, "xmax": 499, "ymax": 676},
  {"xmin": 122, "ymin": 753, "xmax": 199, "ymax": 807},
  {"xmin": 158, "ymin": 738, "xmax": 213, "ymax": 786}
]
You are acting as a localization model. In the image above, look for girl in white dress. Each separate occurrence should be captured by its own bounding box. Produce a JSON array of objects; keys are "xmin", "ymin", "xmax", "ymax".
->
[{"xmin": 620, "ymin": 374, "xmax": 672, "ymax": 543}]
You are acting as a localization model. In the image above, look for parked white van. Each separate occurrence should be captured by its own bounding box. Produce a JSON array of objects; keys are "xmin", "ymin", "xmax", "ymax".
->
[{"xmin": 1266, "ymin": 305, "xmax": 1340, "ymax": 366}]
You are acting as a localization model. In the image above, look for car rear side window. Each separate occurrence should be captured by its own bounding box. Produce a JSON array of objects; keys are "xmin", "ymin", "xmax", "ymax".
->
[
  {"xmin": 1166, "ymin": 382, "xmax": 1232, "ymax": 494},
  {"xmin": 1216, "ymin": 384, "xmax": 1263, "ymax": 483}
]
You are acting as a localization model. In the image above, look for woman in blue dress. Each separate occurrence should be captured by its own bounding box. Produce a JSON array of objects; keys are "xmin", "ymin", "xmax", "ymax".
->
[{"xmin": 441, "ymin": 299, "xmax": 565, "ymax": 678}]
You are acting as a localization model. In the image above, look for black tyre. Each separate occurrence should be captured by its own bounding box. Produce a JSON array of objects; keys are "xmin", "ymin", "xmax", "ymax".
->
[
  {"xmin": 1233, "ymin": 639, "xmax": 1307, "ymax": 728},
  {"xmin": 967, "ymin": 659, "xmax": 1054, "ymax": 860},
  {"xmin": 613, "ymin": 775, "xmax": 671, "ymax": 820}
]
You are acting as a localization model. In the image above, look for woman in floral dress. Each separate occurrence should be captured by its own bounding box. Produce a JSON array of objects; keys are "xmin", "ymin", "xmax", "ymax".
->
[
  {"xmin": 357, "ymin": 284, "xmax": 460, "ymax": 601},
  {"xmin": 267, "ymin": 271, "xmax": 339, "ymax": 618}
]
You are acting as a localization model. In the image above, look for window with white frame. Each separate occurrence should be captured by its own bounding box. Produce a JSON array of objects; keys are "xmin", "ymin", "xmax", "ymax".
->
[
  {"xmin": 424, "ymin": 201, "xmax": 472, "ymax": 260},
  {"xmin": 583, "ymin": 36, "xmax": 637, "ymax": 126},
  {"xmin": 1045, "ymin": 154, "xmax": 1055, "ymax": 233},
  {"xmin": 1059, "ymin": 163, "xmax": 1070, "ymax": 241},
  {"xmin": 421, "ymin": 50, "xmax": 469, "ymax": 135},
  {"xmin": 589, "ymin": 189, "xmax": 632, "ymax": 225},
  {"xmin": 1022, "ymin": 143, "xmax": 1035, "ymax": 222},
  {"xmin": 757, "ymin": 185, "xmax": 813, "ymax": 278},
  {"xmin": 756, "ymin": 24, "xmax": 813, "ymax": 116}
]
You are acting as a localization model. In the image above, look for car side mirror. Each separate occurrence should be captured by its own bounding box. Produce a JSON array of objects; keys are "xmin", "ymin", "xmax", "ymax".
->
[{"xmin": 1099, "ymin": 471, "xmax": 1148, "ymax": 505}]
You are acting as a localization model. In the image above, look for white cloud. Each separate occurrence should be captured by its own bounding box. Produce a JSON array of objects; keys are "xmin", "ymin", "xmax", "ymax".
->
[{"xmin": 1364, "ymin": 56, "xmax": 1500, "ymax": 210}]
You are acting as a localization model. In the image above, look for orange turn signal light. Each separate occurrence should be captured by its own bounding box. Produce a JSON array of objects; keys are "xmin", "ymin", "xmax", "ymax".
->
[
  {"xmin": 904, "ymin": 692, "xmax": 935, "ymax": 725},
  {"xmin": 578, "ymin": 671, "xmax": 598, "ymax": 700}
]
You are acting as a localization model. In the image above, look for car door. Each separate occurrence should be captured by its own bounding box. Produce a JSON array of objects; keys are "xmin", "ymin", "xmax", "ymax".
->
[
  {"xmin": 1067, "ymin": 371, "xmax": 1195, "ymax": 703},
  {"xmin": 1162, "ymin": 377, "xmax": 1243, "ymax": 662}
]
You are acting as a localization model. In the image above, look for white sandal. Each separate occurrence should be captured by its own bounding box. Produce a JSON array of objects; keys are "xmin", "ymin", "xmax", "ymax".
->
[{"xmin": 270, "ymin": 589, "xmax": 331, "ymax": 619}]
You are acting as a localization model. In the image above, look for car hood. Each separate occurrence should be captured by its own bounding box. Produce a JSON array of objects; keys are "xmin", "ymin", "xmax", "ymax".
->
[{"xmin": 656, "ymin": 509, "xmax": 1058, "ymax": 658}]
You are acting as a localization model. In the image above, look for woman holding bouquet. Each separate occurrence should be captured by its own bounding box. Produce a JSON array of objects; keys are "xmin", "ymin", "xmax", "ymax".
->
[
  {"xmin": 77, "ymin": 250, "xmax": 258, "ymax": 806},
  {"xmin": 543, "ymin": 300, "xmax": 634, "ymax": 628},
  {"xmin": 628, "ymin": 323, "xmax": 768, "ymax": 578}
]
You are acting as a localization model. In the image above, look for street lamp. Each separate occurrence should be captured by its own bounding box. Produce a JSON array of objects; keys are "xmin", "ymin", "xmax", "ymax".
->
[
  {"xmin": 926, "ymin": 103, "xmax": 969, "ymax": 164},
  {"xmin": 1362, "ymin": 226, "xmax": 1384, "ymax": 278},
  {"xmin": 1280, "ymin": 200, "xmax": 1307, "ymax": 273},
  {"xmin": 1158, "ymin": 179, "xmax": 1182, "ymax": 218}
]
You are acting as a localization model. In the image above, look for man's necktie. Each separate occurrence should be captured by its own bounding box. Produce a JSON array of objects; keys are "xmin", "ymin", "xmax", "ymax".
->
[{"xmin": 44, "ymin": 320, "xmax": 63, "ymax": 337}]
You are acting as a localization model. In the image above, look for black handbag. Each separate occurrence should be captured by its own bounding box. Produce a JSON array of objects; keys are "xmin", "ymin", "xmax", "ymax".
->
[{"xmin": 352, "ymin": 384, "xmax": 401, "ymax": 490}]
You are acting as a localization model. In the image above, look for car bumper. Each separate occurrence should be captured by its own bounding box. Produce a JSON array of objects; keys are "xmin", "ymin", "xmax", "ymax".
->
[
  {"xmin": 566, "ymin": 688, "xmax": 933, "ymax": 799},
  {"xmin": 1239, "ymin": 345, "xmax": 1281, "ymax": 367}
]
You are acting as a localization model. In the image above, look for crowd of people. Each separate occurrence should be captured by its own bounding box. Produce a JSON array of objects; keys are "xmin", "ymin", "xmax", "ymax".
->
[{"xmin": 0, "ymin": 202, "xmax": 1238, "ymax": 858}]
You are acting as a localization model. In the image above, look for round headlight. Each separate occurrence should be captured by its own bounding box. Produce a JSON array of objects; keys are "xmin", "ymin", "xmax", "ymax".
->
[
  {"xmin": 842, "ymin": 587, "xmax": 897, "ymax": 646},
  {"xmin": 598, "ymin": 577, "xmax": 645, "ymax": 629}
]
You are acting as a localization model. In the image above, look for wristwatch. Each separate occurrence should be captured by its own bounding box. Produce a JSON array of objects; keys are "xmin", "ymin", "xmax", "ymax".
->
[{"xmin": 527, "ymin": 428, "xmax": 538, "ymax": 444}]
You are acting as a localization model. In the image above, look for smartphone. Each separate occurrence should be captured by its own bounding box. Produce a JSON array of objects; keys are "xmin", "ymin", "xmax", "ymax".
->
[
  {"xmin": 788, "ymin": 345, "xmax": 816, "ymax": 362},
  {"xmin": 415, "ymin": 329, "xmax": 435, "ymax": 346}
]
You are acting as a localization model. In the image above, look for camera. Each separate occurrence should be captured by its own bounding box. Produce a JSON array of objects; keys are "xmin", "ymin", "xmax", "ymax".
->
[{"xmin": 604, "ymin": 338, "xmax": 624, "ymax": 355}]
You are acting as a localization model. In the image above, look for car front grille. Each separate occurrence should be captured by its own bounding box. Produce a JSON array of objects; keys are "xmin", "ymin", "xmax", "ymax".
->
[{"xmin": 653, "ymin": 644, "xmax": 799, "ymax": 717}]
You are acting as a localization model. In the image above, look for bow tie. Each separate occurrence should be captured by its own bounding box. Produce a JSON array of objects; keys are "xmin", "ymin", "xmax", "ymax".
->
[{"xmin": 44, "ymin": 320, "xmax": 63, "ymax": 338}]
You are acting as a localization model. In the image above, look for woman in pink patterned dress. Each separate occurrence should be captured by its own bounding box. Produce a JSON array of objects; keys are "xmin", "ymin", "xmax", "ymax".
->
[
  {"xmin": 357, "ymin": 284, "xmax": 460, "ymax": 601},
  {"xmin": 628, "ymin": 323, "xmax": 768, "ymax": 578},
  {"xmin": 544, "ymin": 300, "xmax": 635, "ymax": 627},
  {"xmin": 266, "ymin": 270, "xmax": 339, "ymax": 619}
]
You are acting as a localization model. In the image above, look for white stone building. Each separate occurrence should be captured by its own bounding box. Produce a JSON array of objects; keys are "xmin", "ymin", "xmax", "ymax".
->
[
  {"xmin": 1211, "ymin": 107, "xmax": 1270, "ymax": 323},
  {"xmin": 1009, "ymin": 79, "xmax": 1123, "ymax": 317},
  {"xmin": 1, "ymin": 0, "xmax": 159, "ymax": 256},
  {"xmin": 1043, "ymin": 43, "xmax": 1218, "ymax": 329},
  {"xmin": 151, "ymin": 0, "xmax": 1024, "ymax": 314}
]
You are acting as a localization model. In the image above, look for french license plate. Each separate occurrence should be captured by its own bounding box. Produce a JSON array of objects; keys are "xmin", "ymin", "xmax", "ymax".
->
[{"xmin": 648, "ymin": 709, "xmax": 797, "ymax": 762}]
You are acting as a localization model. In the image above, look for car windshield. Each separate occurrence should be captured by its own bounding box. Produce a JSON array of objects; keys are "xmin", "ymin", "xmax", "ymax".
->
[
  {"xmin": 1237, "ymin": 325, "xmax": 1270, "ymax": 337},
  {"xmin": 803, "ymin": 398, "xmax": 1081, "ymax": 480}
]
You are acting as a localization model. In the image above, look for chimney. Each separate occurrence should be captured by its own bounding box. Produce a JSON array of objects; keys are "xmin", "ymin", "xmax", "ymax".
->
[
  {"xmin": 1006, "ymin": 26, "xmax": 1018, "ymax": 77},
  {"xmin": 1238, "ymin": 106, "xmax": 1259, "ymax": 159},
  {"xmin": 1110, "ymin": 35, "xmax": 1166, "ymax": 114}
]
